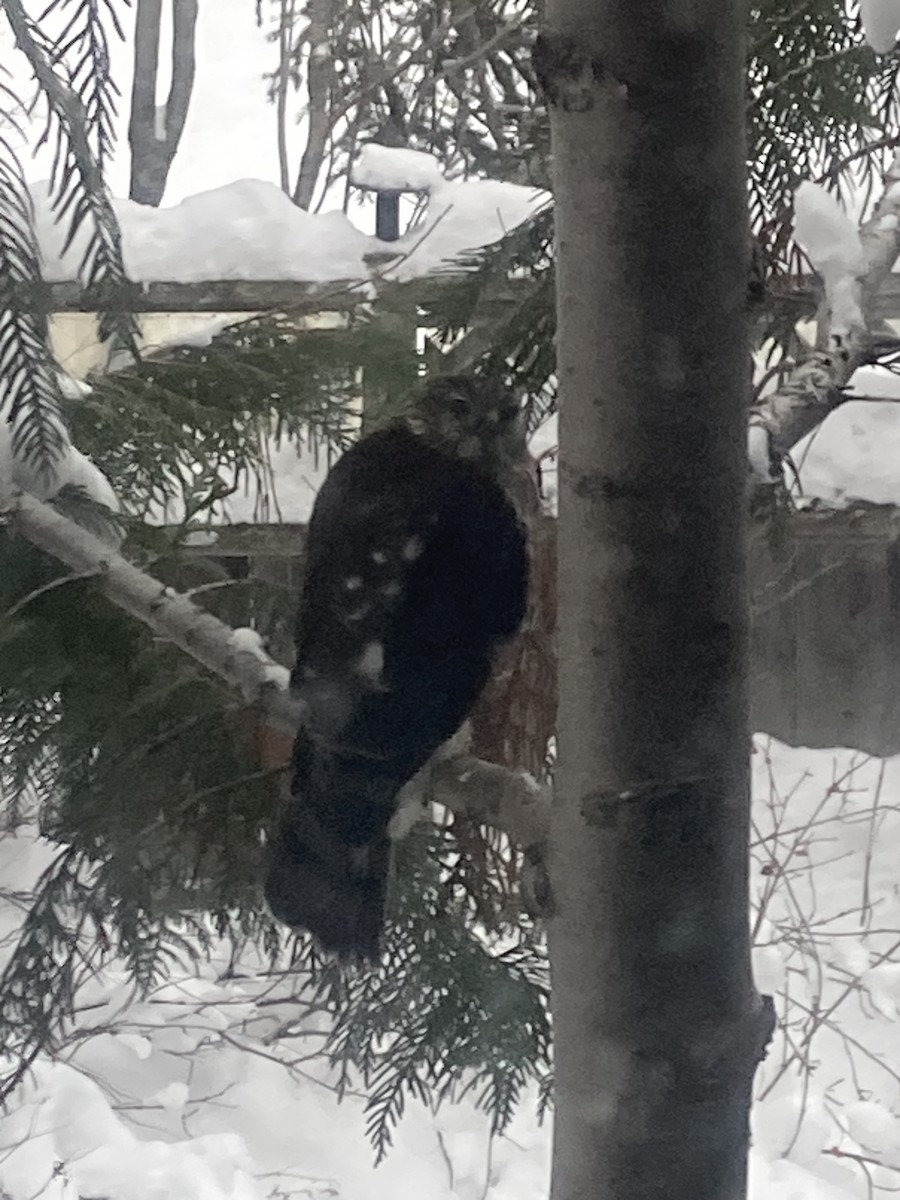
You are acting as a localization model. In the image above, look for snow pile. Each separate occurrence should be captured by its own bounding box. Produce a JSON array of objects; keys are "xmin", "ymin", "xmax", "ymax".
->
[
  {"xmin": 21, "ymin": 1062, "xmax": 257, "ymax": 1200},
  {"xmin": 793, "ymin": 183, "xmax": 865, "ymax": 334},
  {"xmin": 31, "ymin": 159, "xmax": 546, "ymax": 288},
  {"xmin": 5, "ymin": 739, "xmax": 900, "ymax": 1199},
  {"xmin": 860, "ymin": 0, "xmax": 900, "ymax": 52},
  {"xmin": 34, "ymin": 179, "xmax": 377, "ymax": 286},
  {"xmin": 0, "ymin": 826, "xmax": 549, "ymax": 1200}
]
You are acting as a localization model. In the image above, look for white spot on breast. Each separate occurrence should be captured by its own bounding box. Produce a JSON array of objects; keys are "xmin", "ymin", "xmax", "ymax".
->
[
  {"xmin": 372, "ymin": 549, "xmax": 388, "ymax": 565},
  {"xmin": 356, "ymin": 641, "xmax": 384, "ymax": 681},
  {"xmin": 380, "ymin": 579, "xmax": 402, "ymax": 599},
  {"xmin": 402, "ymin": 535, "xmax": 424, "ymax": 561},
  {"xmin": 344, "ymin": 603, "xmax": 370, "ymax": 623},
  {"xmin": 344, "ymin": 575, "xmax": 363, "ymax": 591}
]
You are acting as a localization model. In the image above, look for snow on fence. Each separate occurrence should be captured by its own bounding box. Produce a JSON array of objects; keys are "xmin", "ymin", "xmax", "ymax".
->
[{"xmin": 26, "ymin": 166, "xmax": 548, "ymax": 308}]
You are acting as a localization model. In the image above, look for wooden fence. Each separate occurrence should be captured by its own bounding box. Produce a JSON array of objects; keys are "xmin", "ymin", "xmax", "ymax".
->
[{"xmin": 186, "ymin": 506, "xmax": 900, "ymax": 759}]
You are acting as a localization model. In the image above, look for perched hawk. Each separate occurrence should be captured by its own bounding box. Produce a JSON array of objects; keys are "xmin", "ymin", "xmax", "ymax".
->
[{"xmin": 265, "ymin": 376, "xmax": 530, "ymax": 959}]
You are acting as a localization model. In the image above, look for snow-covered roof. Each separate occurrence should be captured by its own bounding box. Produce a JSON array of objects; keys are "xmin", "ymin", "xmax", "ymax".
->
[{"xmin": 32, "ymin": 152, "xmax": 548, "ymax": 289}]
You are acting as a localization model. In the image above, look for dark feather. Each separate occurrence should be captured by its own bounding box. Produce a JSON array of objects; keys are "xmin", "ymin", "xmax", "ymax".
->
[{"xmin": 265, "ymin": 381, "xmax": 529, "ymax": 959}]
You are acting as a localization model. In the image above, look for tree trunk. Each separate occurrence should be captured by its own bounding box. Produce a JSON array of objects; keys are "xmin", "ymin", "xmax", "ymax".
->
[
  {"xmin": 128, "ymin": 0, "xmax": 198, "ymax": 207},
  {"xmin": 536, "ymin": 4, "xmax": 774, "ymax": 1199},
  {"xmin": 292, "ymin": 0, "xmax": 337, "ymax": 211}
]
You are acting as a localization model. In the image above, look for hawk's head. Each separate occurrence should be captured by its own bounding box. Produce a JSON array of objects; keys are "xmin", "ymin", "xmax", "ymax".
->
[{"xmin": 406, "ymin": 375, "xmax": 525, "ymax": 476}]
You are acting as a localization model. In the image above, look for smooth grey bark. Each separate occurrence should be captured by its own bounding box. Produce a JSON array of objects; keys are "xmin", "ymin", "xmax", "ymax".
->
[
  {"xmin": 128, "ymin": 0, "xmax": 198, "ymax": 207},
  {"xmin": 537, "ymin": 4, "xmax": 773, "ymax": 1199}
]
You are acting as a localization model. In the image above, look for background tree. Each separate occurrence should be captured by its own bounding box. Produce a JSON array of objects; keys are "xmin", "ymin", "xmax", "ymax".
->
[
  {"xmin": 260, "ymin": 0, "xmax": 542, "ymax": 210},
  {"xmin": 128, "ymin": 0, "xmax": 198, "ymax": 206}
]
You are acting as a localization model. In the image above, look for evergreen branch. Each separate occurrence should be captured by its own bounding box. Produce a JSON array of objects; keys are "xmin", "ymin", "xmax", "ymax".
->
[
  {"xmin": 2, "ymin": 0, "xmax": 137, "ymax": 350},
  {"xmin": 2, "ymin": 486, "xmax": 296, "ymax": 718},
  {"xmin": 0, "ymin": 844, "xmax": 101, "ymax": 1100},
  {"xmin": 48, "ymin": 0, "xmax": 126, "ymax": 174},
  {"xmin": 0, "ymin": 487, "xmax": 551, "ymax": 846},
  {"xmin": 309, "ymin": 823, "xmax": 551, "ymax": 1156},
  {"xmin": 0, "ymin": 133, "xmax": 67, "ymax": 482}
]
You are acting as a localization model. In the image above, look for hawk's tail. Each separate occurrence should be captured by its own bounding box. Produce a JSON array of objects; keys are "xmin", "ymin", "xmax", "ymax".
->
[{"xmin": 265, "ymin": 802, "xmax": 391, "ymax": 962}]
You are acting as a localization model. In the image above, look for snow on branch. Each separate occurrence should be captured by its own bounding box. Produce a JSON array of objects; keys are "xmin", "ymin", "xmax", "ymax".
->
[
  {"xmin": 793, "ymin": 181, "xmax": 865, "ymax": 337},
  {"xmin": 3, "ymin": 487, "xmax": 295, "ymax": 716},
  {"xmin": 31, "ymin": 168, "xmax": 546, "ymax": 290},
  {"xmin": 749, "ymin": 152, "xmax": 900, "ymax": 482},
  {"xmin": 1, "ymin": 488, "xmax": 548, "ymax": 845}
]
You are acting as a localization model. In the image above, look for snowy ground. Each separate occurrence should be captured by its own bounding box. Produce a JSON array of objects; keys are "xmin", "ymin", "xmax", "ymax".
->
[{"xmin": 3, "ymin": 737, "xmax": 900, "ymax": 1200}]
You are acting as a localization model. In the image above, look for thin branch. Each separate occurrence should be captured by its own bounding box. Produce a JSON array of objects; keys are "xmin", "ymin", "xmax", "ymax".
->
[
  {"xmin": 3, "ymin": 566, "xmax": 101, "ymax": 619},
  {"xmin": 430, "ymin": 755, "xmax": 549, "ymax": 848}
]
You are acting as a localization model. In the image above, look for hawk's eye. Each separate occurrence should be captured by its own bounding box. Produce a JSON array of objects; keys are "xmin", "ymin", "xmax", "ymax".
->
[{"xmin": 448, "ymin": 391, "xmax": 471, "ymax": 414}]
